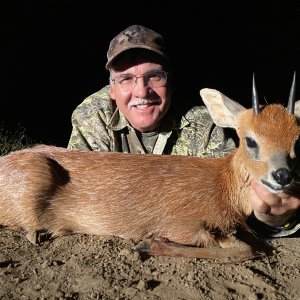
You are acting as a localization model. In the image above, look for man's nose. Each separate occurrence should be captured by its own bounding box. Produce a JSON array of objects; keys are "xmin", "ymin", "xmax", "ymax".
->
[{"xmin": 132, "ymin": 77, "xmax": 151, "ymax": 98}]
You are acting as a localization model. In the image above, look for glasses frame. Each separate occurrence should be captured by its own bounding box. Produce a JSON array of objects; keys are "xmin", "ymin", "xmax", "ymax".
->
[{"xmin": 111, "ymin": 70, "xmax": 168, "ymax": 91}]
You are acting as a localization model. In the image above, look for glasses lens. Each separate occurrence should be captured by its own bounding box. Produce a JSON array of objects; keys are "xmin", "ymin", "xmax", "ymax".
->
[
  {"xmin": 146, "ymin": 70, "xmax": 167, "ymax": 88},
  {"xmin": 113, "ymin": 70, "xmax": 167, "ymax": 91},
  {"xmin": 115, "ymin": 74, "xmax": 136, "ymax": 91}
]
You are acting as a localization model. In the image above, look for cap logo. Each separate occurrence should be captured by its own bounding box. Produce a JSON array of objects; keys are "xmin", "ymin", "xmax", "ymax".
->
[{"xmin": 124, "ymin": 31, "xmax": 146, "ymax": 45}]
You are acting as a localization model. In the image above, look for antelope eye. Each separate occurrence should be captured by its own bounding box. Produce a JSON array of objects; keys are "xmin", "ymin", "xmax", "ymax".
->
[{"xmin": 245, "ymin": 137, "xmax": 257, "ymax": 148}]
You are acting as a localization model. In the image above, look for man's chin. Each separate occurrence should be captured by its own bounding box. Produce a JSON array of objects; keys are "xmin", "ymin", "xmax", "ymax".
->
[
  {"xmin": 131, "ymin": 119, "xmax": 162, "ymax": 133},
  {"xmin": 127, "ymin": 107, "xmax": 168, "ymax": 132}
]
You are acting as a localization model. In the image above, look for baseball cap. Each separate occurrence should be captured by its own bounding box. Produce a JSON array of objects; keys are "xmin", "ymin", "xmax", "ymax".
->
[{"xmin": 106, "ymin": 25, "xmax": 169, "ymax": 69}]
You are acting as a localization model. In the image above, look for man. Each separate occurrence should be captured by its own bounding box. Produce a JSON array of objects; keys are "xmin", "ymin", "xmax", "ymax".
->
[{"xmin": 68, "ymin": 24, "xmax": 300, "ymax": 237}]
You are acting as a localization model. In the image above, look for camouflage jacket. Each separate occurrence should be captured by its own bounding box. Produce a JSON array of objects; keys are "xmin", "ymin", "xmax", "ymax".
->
[{"xmin": 67, "ymin": 85, "xmax": 236, "ymax": 157}]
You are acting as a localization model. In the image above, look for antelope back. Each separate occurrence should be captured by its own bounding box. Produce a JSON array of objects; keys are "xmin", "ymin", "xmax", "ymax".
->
[{"xmin": 200, "ymin": 85, "xmax": 300, "ymax": 193}]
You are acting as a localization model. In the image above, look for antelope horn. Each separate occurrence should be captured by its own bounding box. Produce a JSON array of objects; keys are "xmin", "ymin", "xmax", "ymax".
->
[
  {"xmin": 252, "ymin": 73, "xmax": 260, "ymax": 115},
  {"xmin": 287, "ymin": 71, "xmax": 296, "ymax": 114}
]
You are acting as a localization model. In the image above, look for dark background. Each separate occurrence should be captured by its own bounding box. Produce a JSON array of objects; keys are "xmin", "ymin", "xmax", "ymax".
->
[{"xmin": 1, "ymin": 0, "xmax": 300, "ymax": 147}]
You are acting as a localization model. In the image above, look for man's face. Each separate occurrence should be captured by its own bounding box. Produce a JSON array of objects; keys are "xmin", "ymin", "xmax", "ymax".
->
[{"xmin": 109, "ymin": 59, "xmax": 171, "ymax": 133}]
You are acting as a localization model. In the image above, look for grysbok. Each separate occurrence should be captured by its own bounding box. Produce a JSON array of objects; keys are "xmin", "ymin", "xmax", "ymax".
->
[{"xmin": 0, "ymin": 74, "xmax": 299, "ymax": 259}]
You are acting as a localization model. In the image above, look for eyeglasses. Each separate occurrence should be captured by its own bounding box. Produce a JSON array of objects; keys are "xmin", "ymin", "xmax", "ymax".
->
[{"xmin": 111, "ymin": 70, "xmax": 168, "ymax": 92}]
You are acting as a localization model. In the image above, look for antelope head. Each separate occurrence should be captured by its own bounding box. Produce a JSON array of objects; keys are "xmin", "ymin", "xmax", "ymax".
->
[{"xmin": 200, "ymin": 73, "xmax": 300, "ymax": 193}]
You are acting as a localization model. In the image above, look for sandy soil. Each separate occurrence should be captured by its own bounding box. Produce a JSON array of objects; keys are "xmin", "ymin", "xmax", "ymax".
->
[{"xmin": 0, "ymin": 229, "xmax": 299, "ymax": 300}]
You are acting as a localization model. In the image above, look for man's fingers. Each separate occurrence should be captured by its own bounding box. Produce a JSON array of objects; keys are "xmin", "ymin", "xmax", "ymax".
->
[
  {"xmin": 248, "ymin": 187, "xmax": 271, "ymax": 214},
  {"xmin": 250, "ymin": 181, "xmax": 282, "ymax": 206}
]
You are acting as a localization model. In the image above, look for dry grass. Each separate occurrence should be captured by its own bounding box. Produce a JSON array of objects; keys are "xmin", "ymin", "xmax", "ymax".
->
[{"xmin": 0, "ymin": 122, "xmax": 36, "ymax": 155}]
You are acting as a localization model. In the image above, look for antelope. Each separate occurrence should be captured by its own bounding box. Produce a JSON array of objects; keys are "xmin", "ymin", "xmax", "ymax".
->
[{"xmin": 0, "ymin": 75, "xmax": 299, "ymax": 259}]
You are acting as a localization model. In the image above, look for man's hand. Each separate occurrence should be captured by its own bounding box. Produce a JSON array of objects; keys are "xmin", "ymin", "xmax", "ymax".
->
[{"xmin": 248, "ymin": 180, "xmax": 300, "ymax": 227}]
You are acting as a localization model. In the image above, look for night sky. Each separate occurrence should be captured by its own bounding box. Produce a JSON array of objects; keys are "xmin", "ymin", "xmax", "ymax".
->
[{"xmin": 2, "ymin": 0, "xmax": 300, "ymax": 147}]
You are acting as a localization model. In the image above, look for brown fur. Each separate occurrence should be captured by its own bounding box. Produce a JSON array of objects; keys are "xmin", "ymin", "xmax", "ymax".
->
[
  {"xmin": 0, "ymin": 96, "xmax": 299, "ymax": 259},
  {"xmin": 0, "ymin": 147, "xmax": 249, "ymax": 244}
]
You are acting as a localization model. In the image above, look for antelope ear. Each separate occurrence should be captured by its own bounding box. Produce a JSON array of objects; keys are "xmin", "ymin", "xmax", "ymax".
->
[
  {"xmin": 200, "ymin": 88, "xmax": 246, "ymax": 129},
  {"xmin": 294, "ymin": 100, "xmax": 300, "ymax": 118}
]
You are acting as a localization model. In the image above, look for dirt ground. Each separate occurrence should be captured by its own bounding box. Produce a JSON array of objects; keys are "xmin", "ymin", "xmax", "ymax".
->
[{"xmin": 0, "ymin": 229, "xmax": 299, "ymax": 300}]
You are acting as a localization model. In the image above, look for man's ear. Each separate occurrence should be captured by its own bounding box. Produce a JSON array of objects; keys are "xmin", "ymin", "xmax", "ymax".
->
[
  {"xmin": 200, "ymin": 88, "xmax": 245, "ymax": 129},
  {"xmin": 109, "ymin": 85, "xmax": 116, "ymax": 100}
]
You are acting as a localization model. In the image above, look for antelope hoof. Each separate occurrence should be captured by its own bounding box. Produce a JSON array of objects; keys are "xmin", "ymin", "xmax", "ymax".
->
[{"xmin": 25, "ymin": 230, "xmax": 52, "ymax": 245}]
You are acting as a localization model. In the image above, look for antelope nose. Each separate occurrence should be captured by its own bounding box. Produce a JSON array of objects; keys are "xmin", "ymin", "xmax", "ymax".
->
[{"xmin": 272, "ymin": 168, "xmax": 292, "ymax": 186}]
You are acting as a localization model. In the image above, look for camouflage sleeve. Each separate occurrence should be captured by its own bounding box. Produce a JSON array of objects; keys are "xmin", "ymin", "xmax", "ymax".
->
[
  {"xmin": 67, "ymin": 87, "xmax": 113, "ymax": 151},
  {"xmin": 171, "ymin": 106, "xmax": 237, "ymax": 158},
  {"xmin": 67, "ymin": 111, "xmax": 111, "ymax": 151},
  {"xmin": 206, "ymin": 124, "xmax": 237, "ymax": 158},
  {"xmin": 200, "ymin": 107, "xmax": 237, "ymax": 158}
]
